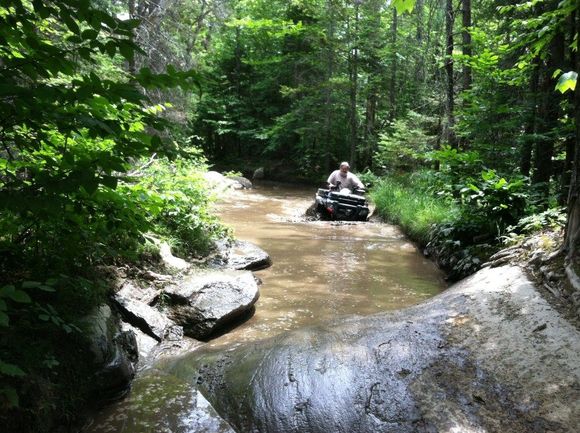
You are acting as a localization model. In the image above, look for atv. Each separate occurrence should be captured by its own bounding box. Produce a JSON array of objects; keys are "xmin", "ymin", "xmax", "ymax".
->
[{"xmin": 314, "ymin": 182, "xmax": 370, "ymax": 221}]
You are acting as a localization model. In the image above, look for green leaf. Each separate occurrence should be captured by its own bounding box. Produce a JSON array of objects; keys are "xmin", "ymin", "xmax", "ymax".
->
[
  {"xmin": 8, "ymin": 290, "xmax": 31, "ymax": 304},
  {"xmin": 22, "ymin": 281, "xmax": 41, "ymax": 289},
  {"xmin": 0, "ymin": 285, "xmax": 15, "ymax": 297},
  {"xmin": 61, "ymin": 10, "xmax": 80, "ymax": 35},
  {"xmin": 81, "ymin": 29, "xmax": 99, "ymax": 40},
  {"xmin": 391, "ymin": 0, "xmax": 416, "ymax": 14},
  {"xmin": 494, "ymin": 178, "xmax": 507, "ymax": 189},
  {"xmin": 0, "ymin": 361, "xmax": 26, "ymax": 377},
  {"xmin": 32, "ymin": 0, "xmax": 50, "ymax": 19},
  {"xmin": 119, "ymin": 42, "xmax": 135, "ymax": 61},
  {"xmin": 0, "ymin": 387, "xmax": 19, "ymax": 408},
  {"xmin": 0, "ymin": 312, "xmax": 8, "ymax": 327},
  {"xmin": 122, "ymin": 18, "xmax": 141, "ymax": 30},
  {"xmin": 83, "ymin": 178, "xmax": 100, "ymax": 195},
  {"xmin": 102, "ymin": 175, "xmax": 118, "ymax": 189},
  {"xmin": 555, "ymin": 71, "xmax": 577, "ymax": 94},
  {"xmin": 105, "ymin": 41, "xmax": 117, "ymax": 57},
  {"xmin": 78, "ymin": 47, "xmax": 92, "ymax": 61}
]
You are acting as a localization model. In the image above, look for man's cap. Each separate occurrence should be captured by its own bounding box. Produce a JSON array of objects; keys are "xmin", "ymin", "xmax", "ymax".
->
[{"xmin": 340, "ymin": 161, "xmax": 350, "ymax": 168}]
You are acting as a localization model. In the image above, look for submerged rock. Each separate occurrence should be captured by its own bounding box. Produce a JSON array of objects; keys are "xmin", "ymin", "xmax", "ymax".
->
[
  {"xmin": 164, "ymin": 269, "xmax": 260, "ymax": 339},
  {"xmin": 190, "ymin": 266, "xmax": 580, "ymax": 433},
  {"xmin": 83, "ymin": 369, "xmax": 235, "ymax": 433}
]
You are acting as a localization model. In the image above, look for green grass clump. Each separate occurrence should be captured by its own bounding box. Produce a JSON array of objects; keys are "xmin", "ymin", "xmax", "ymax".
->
[{"xmin": 370, "ymin": 176, "xmax": 458, "ymax": 245}]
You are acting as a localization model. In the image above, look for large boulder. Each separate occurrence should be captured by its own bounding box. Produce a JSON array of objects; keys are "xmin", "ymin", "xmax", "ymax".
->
[
  {"xmin": 163, "ymin": 269, "xmax": 260, "ymax": 339},
  {"xmin": 83, "ymin": 305, "xmax": 138, "ymax": 402},
  {"xmin": 189, "ymin": 266, "xmax": 580, "ymax": 433}
]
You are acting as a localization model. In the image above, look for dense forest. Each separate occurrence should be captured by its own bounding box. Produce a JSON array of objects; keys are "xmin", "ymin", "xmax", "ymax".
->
[{"xmin": 1, "ymin": 0, "xmax": 579, "ymax": 431}]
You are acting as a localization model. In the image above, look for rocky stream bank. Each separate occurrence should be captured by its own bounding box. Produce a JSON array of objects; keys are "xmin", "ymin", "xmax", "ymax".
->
[{"xmin": 83, "ymin": 174, "xmax": 580, "ymax": 433}]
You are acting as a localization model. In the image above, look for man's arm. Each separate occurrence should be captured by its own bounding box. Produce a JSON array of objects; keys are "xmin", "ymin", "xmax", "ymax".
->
[
  {"xmin": 351, "ymin": 173, "xmax": 364, "ymax": 189},
  {"xmin": 327, "ymin": 171, "xmax": 337, "ymax": 188}
]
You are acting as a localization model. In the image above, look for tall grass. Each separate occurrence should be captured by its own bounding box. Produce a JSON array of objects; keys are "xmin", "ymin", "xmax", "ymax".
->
[{"xmin": 370, "ymin": 176, "xmax": 458, "ymax": 245}]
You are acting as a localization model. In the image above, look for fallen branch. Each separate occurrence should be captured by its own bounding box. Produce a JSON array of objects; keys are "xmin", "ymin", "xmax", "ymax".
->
[{"xmin": 126, "ymin": 152, "xmax": 158, "ymax": 177}]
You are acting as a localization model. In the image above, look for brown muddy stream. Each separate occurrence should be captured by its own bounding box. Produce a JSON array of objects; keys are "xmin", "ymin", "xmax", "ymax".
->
[
  {"xmin": 209, "ymin": 182, "xmax": 445, "ymax": 349},
  {"xmin": 83, "ymin": 182, "xmax": 446, "ymax": 433}
]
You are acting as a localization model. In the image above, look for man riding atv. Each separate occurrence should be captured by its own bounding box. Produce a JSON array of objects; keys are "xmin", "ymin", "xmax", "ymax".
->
[
  {"xmin": 313, "ymin": 162, "xmax": 369, "ymax": 221},
  {"xmin": 327, "ymin": 161, "xmax": 365, "ymax": 193}
]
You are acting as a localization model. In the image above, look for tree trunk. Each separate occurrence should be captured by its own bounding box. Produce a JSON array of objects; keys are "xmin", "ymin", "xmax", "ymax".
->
[
  {"xmin": 324, "ymin": 0, "xmax": 336, "ymax": 172},
  {"xmin": 532, "ymin": 30, "xmax": 564, "ymax": 202},
  {"xmin": 445, "ymin": 0, "xmax": 456, "ymax": 146},
  {"xmin": 521, "ymin": 60, "xmax": 539, "ymax": 177},
  {"xmin": 389, "ymin": 8, "xmax": 398, "ymax": 121},
  {"xmin": 561, "ymin": 8, "xmax": 577, "ymax": 205},
  {"xmin": 234, "ymin": 26, "xmax": 242, "ymax": 157},
  {"xmin": 128, "ymin": 0, "xmax": 137, "ymax": 74},
  {"xmin": 563, "ymin": 0, "xmax": 580, "ymax": 266},
  {"xmin": 415, "ymin": 0, "xmax": 425, "ymax": 83},
  {"xmin": 462, "ymin": 0, "xmax": 472, "ymax": 90},
  {"xmin": 348, "ymin": 2, "xmax": 360, "ymax": 169}
]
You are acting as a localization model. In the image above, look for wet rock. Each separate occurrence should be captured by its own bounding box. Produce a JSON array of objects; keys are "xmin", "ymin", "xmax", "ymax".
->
[
  {"xmin": 227, "ymin": 240, "xmax": 271, "ymax": 271},
  {"xmin": 83, "ymin": 305, "xmax": 138, "ymax": 402},
  {"xmin": 159, "ymin": 242, "xmax": 190, "ymax": 271},
  {"xmin": 229, "ymin": 176, "xmax": 253, "ymax": 189},
  {"xmin": 164, "ymin": 269, "xmax": 260, "ymax": 339},
  {"xmin": 205, "ymin": 239, "xmax": 272, "ymax": 271},
  {"xmin": 204, "ymin": 239, "xmax": 233, "ymax": 268},
  {"xmin": 191, "ymin": 266, "xmax": 580, "ymax": 433},
  {"xmin": 114, "ymin": 290, "xmax": 177, "ymax": 341},
  {"xmin": 253, "ymin": 167, "xmax": 264, "ymax": 180},
  {"xmin": 204, "ymin": 171, "xmax": 248, "ymax": 192},
  {"xmin": 117, "ymin": 280, "xmax": 159, "ymax": 305},
  {"xmin": 121, "ymin": 322, "xmax": 158, "ymax": 365}
]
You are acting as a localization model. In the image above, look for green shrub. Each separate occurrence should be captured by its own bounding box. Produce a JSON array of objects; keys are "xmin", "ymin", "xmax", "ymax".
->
[
  {"xmin": 134, "ymin": 157, "xmax": 230, "ymax": 257},
  {"xmin": 511, "ymin": 207, "xmax": 567, "ymax": 233},
  {"xmin": 458, "ymin": 169, "xmax": 527, "ymax": 237}
]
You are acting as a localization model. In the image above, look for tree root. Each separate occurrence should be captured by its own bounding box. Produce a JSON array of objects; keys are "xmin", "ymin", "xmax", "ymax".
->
[{"xmin": 565, "ymin": 263, "xmax": 580, "ymax": 294}]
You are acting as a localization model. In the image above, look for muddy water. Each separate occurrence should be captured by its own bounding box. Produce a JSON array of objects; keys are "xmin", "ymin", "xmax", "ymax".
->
[
  {"xmin": 82, "ymin": 182, "xmax": 446, "ymax": 433},
  {"xmin": 209, "ymin": 182, "xmax": 446, "ymax": 348}
]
